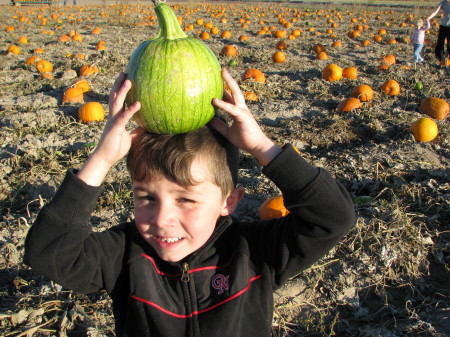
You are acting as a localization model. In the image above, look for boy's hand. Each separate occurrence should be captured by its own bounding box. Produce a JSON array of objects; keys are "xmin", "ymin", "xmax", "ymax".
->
[
  {"xmin": 211, "ymin": 68, "xmax": 281, "ymax": 166},
  {"xmin": 97, "ymin": 72, "xmax": 142, "ymax": 165},
  {"xmin": 77, "ymin": 72, "xmax": 142, "ymax": 186}
]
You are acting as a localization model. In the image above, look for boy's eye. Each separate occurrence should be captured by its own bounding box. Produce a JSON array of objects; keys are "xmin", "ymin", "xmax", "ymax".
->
[
  {"xmin": 137, "ymin": 195, "xmax": 155, "ymax": 201},
  {"xmin": 179, "ymin": 198, "xmax": 195, "ymax": 204}
]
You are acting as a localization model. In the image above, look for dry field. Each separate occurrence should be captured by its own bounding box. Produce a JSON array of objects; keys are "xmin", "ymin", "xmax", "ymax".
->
[{"xmin": 1, "ymin": 1, "xmax": 449, "ymax": 336}]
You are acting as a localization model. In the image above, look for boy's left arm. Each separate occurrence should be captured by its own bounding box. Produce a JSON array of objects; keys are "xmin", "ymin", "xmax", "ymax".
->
[
  {"xmin": 212, "ymin": 69, "xmax": 355, "ymax": 288},
  {"xmin": 257, "ymin": 143, "xmax": 355, "ymax": 288}
]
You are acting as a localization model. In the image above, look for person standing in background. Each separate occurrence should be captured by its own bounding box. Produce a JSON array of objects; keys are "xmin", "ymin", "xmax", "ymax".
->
[
  {"xmin": 411, "ymin": 19, "xmax": 431, "ymax": 63},
  {"xmin": 428, "ymin": 0, "xmax": 450, "ymax": 63}
]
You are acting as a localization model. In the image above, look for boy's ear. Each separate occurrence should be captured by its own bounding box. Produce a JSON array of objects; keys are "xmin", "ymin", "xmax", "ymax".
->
[{"xmin": 221, "ymin": 186, "xmax": 245, "ymax": 216}]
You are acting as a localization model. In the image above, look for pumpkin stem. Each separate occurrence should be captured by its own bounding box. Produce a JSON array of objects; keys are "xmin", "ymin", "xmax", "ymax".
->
[{"xmin": 155, "ymin": 2, "xmax": 187, "ymax": 40}]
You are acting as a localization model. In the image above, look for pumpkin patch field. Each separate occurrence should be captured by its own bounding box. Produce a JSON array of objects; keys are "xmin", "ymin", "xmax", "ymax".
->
[{"xmin": 1, "ymin": 1, "xmax": 449, "ymax": 336}]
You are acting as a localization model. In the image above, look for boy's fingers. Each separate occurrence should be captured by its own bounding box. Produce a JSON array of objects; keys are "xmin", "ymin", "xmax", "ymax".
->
[
  {"xmin": 109, "ymin": 73, "xmax": 126, "ymax": 103},
  {"xmin": 222, "ymin": 68, "xmax": 245, "ymax": 108},
  {"xmin": 209, "ymin": 117, "xmax": 229, "ymax": 137},
  {"xmin": 110, "ymin": 79, "xmax": 133, "ymax": 116},
  {"xmin": 222, "ymin": 90, "xmax": 234, "ymax": 104},
  {"xmin": 130, "ymin": 126, "xmax": 145, "ymax": 141}
]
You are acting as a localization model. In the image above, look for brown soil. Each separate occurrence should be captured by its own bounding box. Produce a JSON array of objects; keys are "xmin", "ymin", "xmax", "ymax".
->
[{"xmin": 1, "ymin": 1, "xmax": 449, "ymax": 336}]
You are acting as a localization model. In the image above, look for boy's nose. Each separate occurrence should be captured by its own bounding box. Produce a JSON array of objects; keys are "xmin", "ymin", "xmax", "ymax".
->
[{"xmin": 151, "ymin": 202, "xmax": 176, "ymax": 227}]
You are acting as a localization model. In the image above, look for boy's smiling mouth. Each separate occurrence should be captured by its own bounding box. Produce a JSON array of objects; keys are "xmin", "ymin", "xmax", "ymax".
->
[{"xmin": 151, "ymin": 235, "xmax": 184, "ymax": 244}]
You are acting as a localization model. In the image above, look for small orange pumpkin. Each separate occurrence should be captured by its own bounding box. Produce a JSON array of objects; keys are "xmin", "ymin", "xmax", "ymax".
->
[
  {"xmin": 382, "ymin": 54, "xmax": 396, "ymax": 65},
  {"xmin": 7, "ymin": 45, "xmax": 20, "ymax": 55},
  {"xmin": 272, "ymin": 51, "xmax": 286, "ymax": 63},
  {"xmin": 381, "ymin": 79, "xmax": 400, "ymax": 96},
  {"xmin": 322, "ymin": 64, "xmax": 343, "ymax": 81},
  {"xmin": 259, "ymin": 195, "xmax": 290, "ymax": 220},
  {"xmin": 244, "ymin": 91, "xmax": 258, "ymax": 101},
  {"xmin": 351, "ymin": 84, "xmax": 373, "ymax": 102},
  {"xmin": 25, "ymin": 55, "xmax": 41, "ymax": 65},
  {"xmin": 199, "ymin": 31, "xmax": 210, "ymax": 40},
  {"xmin": 72, "ymin": 79, "xmax": 90, "ymax": 93},
  {"xmin": 62, "ymin": 87, "xmax": 84, "ymax": 104},
  {"xmin": 276, "ymin": 40, "xmax": 288, "ymax": 50},
  {"xmin": 221, "ymin": 30, "xmax": 232, "ymax": 38},
  {"xmin": 316, "ymin": 51, "xmax": 328, "ymax": 60},
  {"xmin": 419, "ymin": 97, "xmax": 449, "ymax": 120},
  {"xmin": 243, "ymin": 68, "xmax": 266, "ymax": 83},
  {"xmin": 313, "ymin": 43, "xmax": 326, "ymax": 54},
  {"xmin": 220, "ymin": 45, "xmax": 237, "ymax": 58},
  {"xmin": 78, "ymin": 102, "xmax": 105, "ymax": 123},
  {"xmin": 410, "ymin": 117, "xmax": 438, "ymax": 142},
  {"xmin": 342, "ymin": 67, "xmax": 358, "ymax": 79},
  {"xmin": 35, "ymin": 60, "xmax": 53, "ymax": 73},
  {"xmin": 337, "ymin": 97, "xmax": 362, "ymax": 112},
  {"xmin": 79, "ymin": 64, "xmax": 99, "ymax": 77}
]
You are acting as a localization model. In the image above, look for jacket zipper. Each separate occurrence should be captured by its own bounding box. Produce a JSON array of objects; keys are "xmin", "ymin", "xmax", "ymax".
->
[{"xmin": 181, "ymin": 262, "xmax": 190, "ymax": 282}]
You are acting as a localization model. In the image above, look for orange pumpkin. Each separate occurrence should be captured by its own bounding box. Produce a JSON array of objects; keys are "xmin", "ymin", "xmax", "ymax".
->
[
  {"xmin": 243, "ymin": 68, "xmax": 266, "ymax": 83},
  {"xmin": 78, "ymin": 102, "xmax": 105, "ymax": 123},
  {"xmin": 342, "ymin": 67, "xmax": 358, "ymax": 79},
  {"xmin": 381, "ymin": 79, "xmax": 400, "ymax": 96},
  {"xmin": 351, "ymin": 84, "xmax": 373, "ymax": 102},
  {"xmin": 17, "ymin": 36, "xmax": 28, "ymax": 44},
  {"xmin": 313, "ymin": 43, "xmax": 326, "ymax": 54},
  {"xmin": 62, "ymin": 87, "xmax": 84, "ymax": 104},
  {"xmin": 347, "ymin": 30, "xmax": 360, "ymax": 39},
  {"xmin": 410, "ymin": 117, "xmax": 438, "ymax": 142},
  {"xmin": 72, "ymin": 79, "xmax": 90, "ymax": 93},
  {"xmin": 373, "ymin": 35, "xmax": 383, "ymax": 42},
  {"xmin": 382, "ymin": 54, "xmax": 396, "ymax": 65},
  {"xmin": 337, "ymin": 97, "xmax": 362, "ymax": 112},
  {"xmin": 221, "ymin": 30, "xmax": 232, "ymax": 38},
  {"xmin": 244, "ymin": 91, "xmax": 258, "ymax": 101},
  {"xmin": 220, "ymin": 45, "xmax": 237, "ymax": 58},
  {"xmin": 274, "ymin": 30, "xmax": 287, "ymax": 38},
  {"xmin": 316, "ymin": 51, "xmax": 328, "ymax": 60},
  {"xmin": 25, "ymin": 55, "xmax": 41, "ymax": 65},
  {"xmin": 322, "ymin": 64, "xmax": 343, "ymax": 81},
  {"xmin": 272, "ymin": 51, "xmax": 286, "ymax": 63},
  {"xmin": 419, "ymin": 97, "xmax": 449, "ymax": 120},
  {"xmin": 259, "ymin": 195, "xmax": 290, "ymax": 220},
  {"xmin": 7, "ymin": 45, "xmax": 20, "ymax": 55},
  {"xmin": 276, "ymin": 40, "xmax": 288, "ymax": 50},
  {"xmin": 199, "ymin": 31, "xmax": 210, "ymax": 40},
  {"xmin": 79, "ymin": 64, "xmax": 99, "ymax": 77},
  {"xmin": 35, "ymin": 60, "xmax": 53, "ymax": 73}
]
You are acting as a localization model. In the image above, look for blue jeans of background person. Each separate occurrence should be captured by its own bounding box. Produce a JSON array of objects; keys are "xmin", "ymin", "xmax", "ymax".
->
[{"xmin": 414, "ymin": 43, "xmax": 424, "ymax": 62}]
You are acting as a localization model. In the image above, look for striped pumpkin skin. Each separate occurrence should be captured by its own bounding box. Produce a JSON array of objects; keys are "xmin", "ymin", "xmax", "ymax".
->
[{"xmin": 125, "ymin": 3, "xmax": 223, "ymax": 134}]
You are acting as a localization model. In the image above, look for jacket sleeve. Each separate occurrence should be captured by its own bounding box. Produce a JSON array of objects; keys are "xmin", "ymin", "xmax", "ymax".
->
[
  {"xmin": 245, "ymin": 144, "xmax": 355, "ymax": 289},
  {"xmin": 24, "ymin": 169, "xmax": 129, "ymax": 294}
]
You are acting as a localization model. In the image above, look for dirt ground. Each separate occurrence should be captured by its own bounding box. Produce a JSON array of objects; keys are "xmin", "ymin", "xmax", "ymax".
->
[{"xmin": 0, "ymin": 1, "xmax": 449, "ymax": 336}]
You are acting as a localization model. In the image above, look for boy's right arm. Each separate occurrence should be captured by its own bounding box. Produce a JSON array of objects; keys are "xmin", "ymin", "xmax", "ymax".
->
[
  {"xmin": 77, "ymin": 72, "xmax": 141, "ymax": 186},
  {"xmin": 24, "ymin": 73, "xmax": 141, "ymax": 294},
  {"xmin": 24, "ymin": 169, "xmax": 130, "ymax": 294}
]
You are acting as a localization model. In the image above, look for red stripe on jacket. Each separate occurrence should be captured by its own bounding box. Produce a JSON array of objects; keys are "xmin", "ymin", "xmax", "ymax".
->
[
  {"xmin": 141, "ymin": 253, "xmax": 234, "ymax": 277},
  {"xmin": 130, "ymin": 275, "xmax": 263, "ymax": 318}
]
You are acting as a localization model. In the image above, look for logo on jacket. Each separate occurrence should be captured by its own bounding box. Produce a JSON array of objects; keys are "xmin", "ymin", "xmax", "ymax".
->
[{"xmin": 211, "ymin": 274, "xmax": 229, "ymax": 295}]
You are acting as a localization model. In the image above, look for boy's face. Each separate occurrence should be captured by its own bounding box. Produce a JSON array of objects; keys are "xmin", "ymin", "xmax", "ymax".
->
[{"xmin": 133, "ymin": 159, "xmax": 238, "ymax": 262}]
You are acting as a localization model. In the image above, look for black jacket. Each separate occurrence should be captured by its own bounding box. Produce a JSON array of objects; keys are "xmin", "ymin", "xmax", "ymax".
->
[{"xmin": 24, "ymin": 144, "xmax": 355, "ymax": 336}]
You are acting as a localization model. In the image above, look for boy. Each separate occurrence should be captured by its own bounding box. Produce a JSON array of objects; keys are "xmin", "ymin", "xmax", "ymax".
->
[{"xmin": 24, "ymin": 69, "xmax": 355, "ymax": 336}]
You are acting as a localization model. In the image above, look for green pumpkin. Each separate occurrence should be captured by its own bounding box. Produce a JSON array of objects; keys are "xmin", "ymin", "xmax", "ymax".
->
[{"xmin": 125, "ymin": 2, "xmax": 223, "ymax": 134}]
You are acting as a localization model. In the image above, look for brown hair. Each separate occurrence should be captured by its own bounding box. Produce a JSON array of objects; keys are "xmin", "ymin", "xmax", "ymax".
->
[{"xmin": 126, "ymin": 126, "xmax": 239, "ymax": 199}]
